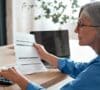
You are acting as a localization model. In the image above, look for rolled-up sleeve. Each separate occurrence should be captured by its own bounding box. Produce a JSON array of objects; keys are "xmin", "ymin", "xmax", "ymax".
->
[{"xmin": 57, "ymin": 58, "xmax": 88, "ymax": 78}]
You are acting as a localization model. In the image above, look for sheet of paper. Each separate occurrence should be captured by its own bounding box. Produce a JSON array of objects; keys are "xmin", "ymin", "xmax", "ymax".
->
[{"xmin": 14, "ymin": 32, "xmax": 47, "ymax": 74}]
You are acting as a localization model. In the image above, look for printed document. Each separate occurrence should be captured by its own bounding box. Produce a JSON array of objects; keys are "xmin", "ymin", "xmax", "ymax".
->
[{"xmin": 14, "ymin": 32, "xmax": 47, "ymax": 74}]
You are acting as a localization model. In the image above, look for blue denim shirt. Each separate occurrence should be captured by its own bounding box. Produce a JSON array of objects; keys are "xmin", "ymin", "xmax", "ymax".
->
[{"xmin": 26, "ymin": 56, "xmax": 100, "ymax": 90}]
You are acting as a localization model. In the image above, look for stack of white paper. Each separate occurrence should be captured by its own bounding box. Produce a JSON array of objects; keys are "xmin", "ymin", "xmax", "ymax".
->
[{"xmin": 14, "ymin": 32, "xmax": 47, "ymax": 75}]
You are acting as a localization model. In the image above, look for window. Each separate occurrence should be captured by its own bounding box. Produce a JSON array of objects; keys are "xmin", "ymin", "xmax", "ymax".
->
[
  {"xmin": 0, "ymin": 0, "xmax": 7, "ymax": 46},
  {"xmin": 12, "ymin": 0, "xmax": 100, "ymax": 33}
]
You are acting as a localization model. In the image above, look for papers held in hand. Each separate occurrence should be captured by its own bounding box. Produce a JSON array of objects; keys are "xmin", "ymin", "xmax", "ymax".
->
[{"xmin": 14, "ymin": 32, "xmax": 47, "ymax": 75}]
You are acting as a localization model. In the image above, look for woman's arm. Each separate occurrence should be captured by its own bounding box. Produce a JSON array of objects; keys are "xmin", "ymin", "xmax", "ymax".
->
[
  {"xmin": 34, "ymin": 44, "xmax": 89, "ymax": 78},
  {"xmin": 34, "ymin": 43, "xmax": 59, "ymax": 67},
  {"xmin": 0, "ymin": 67, "xmax": 45, "ymax": 90}
]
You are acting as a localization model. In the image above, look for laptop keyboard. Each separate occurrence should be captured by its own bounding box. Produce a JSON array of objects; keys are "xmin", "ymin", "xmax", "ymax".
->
[{"xmin": 0, "ymin": 77, "xmax": 13, "ymax": 86}]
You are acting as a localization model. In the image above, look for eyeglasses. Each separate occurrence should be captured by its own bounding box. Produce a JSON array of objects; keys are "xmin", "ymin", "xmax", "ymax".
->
[{"xmin": 77, "ymin": 20, "xmax": 100, "ymax": 28}]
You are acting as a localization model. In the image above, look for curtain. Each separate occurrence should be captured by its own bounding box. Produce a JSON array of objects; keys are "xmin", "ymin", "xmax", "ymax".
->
[{"xmin": 0, "ymin": 0, "xmax": 7, "ymax": 46}]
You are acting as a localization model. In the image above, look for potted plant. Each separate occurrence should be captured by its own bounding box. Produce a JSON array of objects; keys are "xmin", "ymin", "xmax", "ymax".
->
[
  {"xmin": 22, "ymin": 0, "xmax": 80, "ymax": 26},
  {"xmin": 34, "ymin": 0, "xmax": 79, "ymax": 25}
]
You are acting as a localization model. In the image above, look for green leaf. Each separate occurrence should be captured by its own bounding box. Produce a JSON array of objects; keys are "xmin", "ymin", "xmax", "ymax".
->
[
  {"xmin": 45, "ymin": 8, "xmax": 51, "ymax": 14},
  {"xmin": 52, "ymin": 14, "xmax": 59, "ymax": 23}
]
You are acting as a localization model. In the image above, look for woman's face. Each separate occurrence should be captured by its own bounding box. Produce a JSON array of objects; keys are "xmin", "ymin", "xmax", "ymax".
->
[{"xmin": 75, "ymin": 12, "xmax": 97, "ymax": 47}]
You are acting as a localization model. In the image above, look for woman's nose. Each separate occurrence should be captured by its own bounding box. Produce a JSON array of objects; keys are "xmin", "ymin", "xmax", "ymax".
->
[{"xmin": 74, "ymin": 26, "xmax": 79, "ymax": 33}]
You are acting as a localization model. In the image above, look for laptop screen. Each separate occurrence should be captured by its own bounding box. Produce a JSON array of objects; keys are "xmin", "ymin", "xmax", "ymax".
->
[{"xmin": 30, "ymin": 30, "xmax": 70, "ymax": 58}]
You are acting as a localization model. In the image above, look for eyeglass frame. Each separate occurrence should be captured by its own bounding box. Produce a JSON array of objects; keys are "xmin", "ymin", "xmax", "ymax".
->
[{"xmin": 76, "ymin": 20, "xmax": 100, "ymax": 28}]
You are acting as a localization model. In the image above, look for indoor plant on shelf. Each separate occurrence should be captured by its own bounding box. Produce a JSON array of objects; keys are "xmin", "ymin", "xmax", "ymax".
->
[
  {"xmin": 22, "ymin": 0, "xmax": 80, "ymax": 27},
  {"xmin": 34, "ymin": 0, "xmax": 80, "ymax": 26}
]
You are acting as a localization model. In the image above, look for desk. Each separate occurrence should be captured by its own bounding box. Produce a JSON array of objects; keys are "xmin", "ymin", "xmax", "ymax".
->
[{"xmin": 0, "ymin": 45, "xmax": 67, "ymax": 90}]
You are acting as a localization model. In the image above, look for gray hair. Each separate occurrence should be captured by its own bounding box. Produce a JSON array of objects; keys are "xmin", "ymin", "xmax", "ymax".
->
[{"xmin": 79, "ymin": 2, "xmax": 100, "ymax": 27}]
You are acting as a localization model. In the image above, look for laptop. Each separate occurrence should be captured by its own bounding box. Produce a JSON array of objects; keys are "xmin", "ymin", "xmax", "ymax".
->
[{"xmin": 30, "ymin": 30, "xmax": 70, "ymax": 58}]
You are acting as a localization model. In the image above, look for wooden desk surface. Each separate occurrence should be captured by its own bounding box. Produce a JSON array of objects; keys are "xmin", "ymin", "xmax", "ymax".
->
[{"xmin": 0, "ymin": 45, "xmax": 67, "ymax": 90}]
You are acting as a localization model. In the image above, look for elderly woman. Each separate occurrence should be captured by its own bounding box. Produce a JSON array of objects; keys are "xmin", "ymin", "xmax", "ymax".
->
[{"xmin": 0, "ymin": 2, "xmax": 100, "ymax": 90}]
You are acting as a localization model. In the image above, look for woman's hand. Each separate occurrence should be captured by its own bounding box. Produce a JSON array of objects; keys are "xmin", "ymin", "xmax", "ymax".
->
[
  {"xmin": 33, "ymin": 43, "xmax": 49, "ymax": 60},
  {"xmin": 0, "ymin": 67, "xmax": 30, "ymax": 90},
  {"xmin": 34, "ymin": 43, "xmax": 58, "ymax": 67}
]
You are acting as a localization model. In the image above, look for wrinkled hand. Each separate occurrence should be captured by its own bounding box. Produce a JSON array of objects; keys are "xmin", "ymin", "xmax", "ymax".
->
[
  {"xmin": 33, "ymin": 43, "xmax": 49, "ymax": 60},
  {"xmin": 0, "ymin": 67, "xmax": 22, "ymax": 83},
  {"xmin": 0, "ymin": 67, "xmax": 29, "ymax": 89},
  {"xmin": 34, "ymin": 43, "xmax": 58, "ymax": 66}
]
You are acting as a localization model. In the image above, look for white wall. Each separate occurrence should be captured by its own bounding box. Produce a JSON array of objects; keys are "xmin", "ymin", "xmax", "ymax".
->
[
  {"xmin": 12, "ymin": 0, "xmax": 72, "ymax": 32},
  {"xmin": 13, "ymin": 0, "xmax": 34, "ymax": 33},
  {"xmin": 6, "ymin": 0, "xmax": 13, "ymax": 44}
]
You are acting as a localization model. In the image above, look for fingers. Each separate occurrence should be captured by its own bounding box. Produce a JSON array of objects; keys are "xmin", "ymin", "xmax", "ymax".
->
[
  {"xmin": 0, "ymin": 67, "xmax": 15, "ymax": 74},
  {"xmin": 0, "ymin": 67, "xmax": 8, "ymax": 77},
  {"xmin": 33, "ymin": 43, "xmax": 39, "ymax": 50},
  {"xmin": 0, "ymin": 67, "xmax": 8, "ymax": 72},
  {"xmin": 0, "ymin": 70, "xmax": 3, "ymax": 76},
  {"xmin": 0, "ymin": 67, "xmax": 14, "ymax": 77},
  {"xmin": 12, "ymin": 67, "xmax": 16, "ymax": 71},
  {"xmin": 33, "ymin": 43, "xmax": 38, "ymax": 47},
  {"xmin": 33, "ymin": 44, "xmax": 42, "ymax": 53},
  {"xmin": 33, "ymin": 43, "xmax": 40, "ymax": 49}
]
